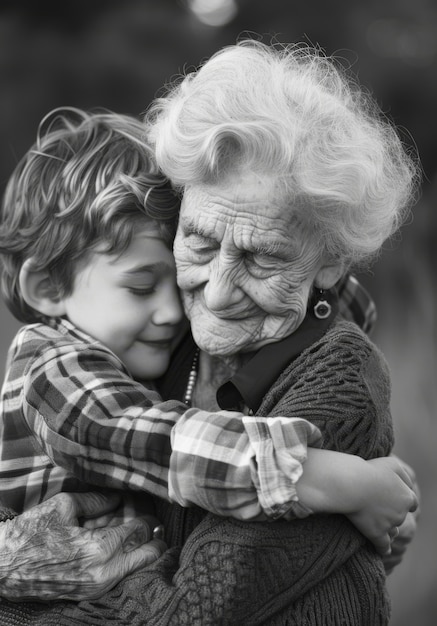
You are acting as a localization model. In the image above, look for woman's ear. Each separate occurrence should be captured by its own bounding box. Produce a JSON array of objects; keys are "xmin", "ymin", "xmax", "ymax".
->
[
  {"xmin": 19, "ymin": 259, "xmax": 66, "ymax": 318},
  {"xmin": 314, "ymin": 262, "xmax": 345, "ymax": 290}
]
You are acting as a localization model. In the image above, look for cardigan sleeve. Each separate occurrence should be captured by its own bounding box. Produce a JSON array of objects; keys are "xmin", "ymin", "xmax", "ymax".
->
[{"xmin": 257, "ymin": 319, "xmax": 394, "ymax": 459}]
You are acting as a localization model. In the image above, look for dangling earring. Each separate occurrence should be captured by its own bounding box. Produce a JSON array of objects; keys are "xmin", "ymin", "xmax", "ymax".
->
[{"xmin": 313, "ymin": 289, "xmax": 332, "ymax": 320}]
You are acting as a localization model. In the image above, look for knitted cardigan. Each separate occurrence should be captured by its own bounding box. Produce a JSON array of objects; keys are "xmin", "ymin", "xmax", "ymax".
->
[{"xmin": 0, "ymin": 319, "xmax": 393, "ymax": 625}]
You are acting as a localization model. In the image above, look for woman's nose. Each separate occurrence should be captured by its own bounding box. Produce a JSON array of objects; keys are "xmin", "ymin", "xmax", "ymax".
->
[{"xmin": 203, "ymin": 260, "xmax": 243, "ymax": 312}]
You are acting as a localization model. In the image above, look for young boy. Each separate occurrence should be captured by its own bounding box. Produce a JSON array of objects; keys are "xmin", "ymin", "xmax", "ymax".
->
[{"xmin": 0, "ymin": 108, "xmax": 322, "ymax": 522}]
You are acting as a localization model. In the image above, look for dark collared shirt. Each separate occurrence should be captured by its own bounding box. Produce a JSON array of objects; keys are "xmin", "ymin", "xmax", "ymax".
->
[{"xmin": 217, "ymin": 275, "xmax": 375, "ymax": 413}]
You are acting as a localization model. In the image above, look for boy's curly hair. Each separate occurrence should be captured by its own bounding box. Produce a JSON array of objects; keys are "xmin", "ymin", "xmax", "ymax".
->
[{"xmin": 0, "ymin": 107, "xmax": 180, "ymax": 323}]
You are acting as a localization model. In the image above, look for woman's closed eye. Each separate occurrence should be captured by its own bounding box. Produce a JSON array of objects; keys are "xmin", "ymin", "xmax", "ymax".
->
[
  {"xmin": 184, "ymin": 233, "xmax": 218, "ymax": 261},
  {"xmin": 245, "ymin": 252, "xmax": 279, "ymax": 277}
]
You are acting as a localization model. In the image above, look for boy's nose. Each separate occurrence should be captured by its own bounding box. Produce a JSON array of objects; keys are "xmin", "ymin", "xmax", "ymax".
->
[{"xmin": 152, "ymin": 287, "xmax": 184, "ymax": 326}]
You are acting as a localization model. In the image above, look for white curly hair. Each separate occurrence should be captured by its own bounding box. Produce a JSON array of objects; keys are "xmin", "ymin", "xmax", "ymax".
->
[{"xmin": 145, "ymin": 40, "xmax": 420, "ymax": 268}]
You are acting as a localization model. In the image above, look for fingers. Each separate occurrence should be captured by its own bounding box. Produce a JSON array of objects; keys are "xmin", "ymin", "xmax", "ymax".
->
[
  {"xmin": 391, "ymin": 463, "xmax": 419, "ymax": 514},
  {"xmin": 371, "ymin": 534, "xmax": 392, "ymax": 556},
  {"xmin": 397, "ymin": 511, "xmax": 418, "ymax": 541},
  {"xmin": 397, "ymin": 466, "xmax": 414, "ymax": 490},
  {"xmin": 400, "ymin": 482, "xmax": 419, "ymax": 515},
  {"xmin": 82, "ymin": 513, "xmax": 117, "ymax": 530},
  {"xmin": 119, "ymin": 538, "xmax": 167, "ymax": 575},
  {"xmin": 391, "ymin": 455, "xmax": 417, "ymax": 486},
  {"xmin": 388, "ymin": 456, "xmax": 419, "ymax": 511},
  {"xmin": 384, "ymin": 455, "xmax": 416, "ymax": 489},
  {"xmin": 377, "ymin": 514, "xmax": 414, "ymax": 559},
  {"xmin": 65, "ymin": 492, "xmax": 122, "ymax": 522},
  {"xmin": 409, "ymin": 493, "xmax": 419, "ymax": 513},
  {"xmin": 388, "ymin": 526, "xmax": 399, "ymax": 541},
  {"xmin": 383, "ymin": 532, "xmax": 409, "ymax": 574},
  {"xmin": 368, "ymin": 525, "xmax": 401, "ymax": 557},
  {"xmin": 102, "ymin": 517, "xmax": 165, "ymax": 552},
  {"xmin": 102, "ymin": 521, "xmax": 168, "ymax": 581}
]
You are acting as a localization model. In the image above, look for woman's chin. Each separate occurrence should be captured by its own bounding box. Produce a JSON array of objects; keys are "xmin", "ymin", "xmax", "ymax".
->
[
  {"xmin": 191, "ymin": 324, "xmax": 255, "ymax": 357},
  {"xmin": 190, "ymin": 312, "xmax": 300, "ymax": 356}
]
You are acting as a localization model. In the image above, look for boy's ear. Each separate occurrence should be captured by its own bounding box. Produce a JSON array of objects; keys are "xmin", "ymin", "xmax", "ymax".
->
[
  {"xmin": 314, "ymin": 262, "xmax": 345, "ymax": 290},
  {"xmin": 19, "ymin": 259, "xmax": 67, "ymax": 318}
]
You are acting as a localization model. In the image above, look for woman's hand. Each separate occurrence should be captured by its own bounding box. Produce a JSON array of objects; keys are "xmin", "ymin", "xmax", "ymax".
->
[{"xmin": 0, "ymin": 492, "xmax": 166, "ymax": 601}]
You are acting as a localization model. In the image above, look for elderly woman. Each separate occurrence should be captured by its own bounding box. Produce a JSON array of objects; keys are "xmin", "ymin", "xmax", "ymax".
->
[
  {"xmin": 0, "ymin": 41, "xmax": 419, "ymax": 625},
  {"xmin": 145, "ymin": 40, "xmax": 420, "ymax": 624}
]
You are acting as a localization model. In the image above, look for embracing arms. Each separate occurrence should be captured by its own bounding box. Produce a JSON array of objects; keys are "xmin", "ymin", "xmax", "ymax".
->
[
  {"xmin": 3, "ymin": 329, "xmax": 320, "ymax": 519},
  {"xmin": 24, "ymin": 340, "xmax": 417, "ymax": 543},
  {"xmin": 0, "ymin": 322, "xmax": 419, "ymax": 606},
  {"xmin": 0, "ymin": 477, "xmax": 418, "ymax": 608}
]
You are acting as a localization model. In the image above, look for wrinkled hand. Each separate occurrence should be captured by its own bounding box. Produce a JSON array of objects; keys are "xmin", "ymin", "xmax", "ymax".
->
[
  {"xmin": 0, "ymin": 492, "xmax": 166, "ymax": 601},
  {"xmin": 346, "ymin": 455, "xmax": 418, "ymax": 557}
]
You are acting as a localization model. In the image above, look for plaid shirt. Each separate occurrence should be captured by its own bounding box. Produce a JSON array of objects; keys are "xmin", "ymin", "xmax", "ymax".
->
[
  {"xmin": 337, "ymin": 274, "xmax": 377, "ymax": 334},
  {"xmin": 0, "ymin": 318, "xmax": 321, "ymax": 521},
  {"xmin": 0, "ymin": 274, "xmax": 374, "ymax": 521}
]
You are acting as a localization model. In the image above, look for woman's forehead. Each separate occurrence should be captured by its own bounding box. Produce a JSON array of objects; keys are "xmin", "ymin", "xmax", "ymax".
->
[{"xmin": 181, "ymin": 175, "xmax": 293, "ymax": 224}]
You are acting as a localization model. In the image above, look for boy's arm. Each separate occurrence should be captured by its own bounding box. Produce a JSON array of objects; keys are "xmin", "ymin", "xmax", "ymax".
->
[
  {"xmin": 295, "ymin": 448, "xmax": 418, "ymax": 554},
  {"xmin": 24, "ymin": 341, "xmax": 320, "ymax": 520}
]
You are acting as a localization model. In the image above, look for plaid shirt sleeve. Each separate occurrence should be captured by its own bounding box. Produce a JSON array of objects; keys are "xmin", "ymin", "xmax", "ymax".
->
[
  {"xmin": 23, "ymin": 336, "xmax": 322, "ymax": 520},
  {"xmin": 169, "ymin": 412, "xmax": 321, "ymax": 520}
]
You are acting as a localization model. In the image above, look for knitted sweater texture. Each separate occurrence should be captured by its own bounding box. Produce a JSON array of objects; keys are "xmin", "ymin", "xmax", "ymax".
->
[{"xmin": 0, "ymin": 319, "xmax": 393, "ymax": 625}]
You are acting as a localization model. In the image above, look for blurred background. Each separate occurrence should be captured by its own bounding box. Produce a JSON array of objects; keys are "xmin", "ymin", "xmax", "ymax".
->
[{"xmin": 0, "ymin": 1, "xmax": 435, "ymax": 623}]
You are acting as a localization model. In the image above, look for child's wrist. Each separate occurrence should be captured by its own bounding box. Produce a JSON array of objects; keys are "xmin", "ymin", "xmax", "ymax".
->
[
  {"xmin": 296, "ymin": 449, "xmax": 371, "ymax": 515},
  {"xmin": 335, "ymin": 455, "xmax": 374, "ymax": 514}
]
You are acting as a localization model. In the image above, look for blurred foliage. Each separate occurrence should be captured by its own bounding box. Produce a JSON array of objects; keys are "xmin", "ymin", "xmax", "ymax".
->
[{"xmin": 0, "ymin": 1, "xmax": 436, "ymax": 624}]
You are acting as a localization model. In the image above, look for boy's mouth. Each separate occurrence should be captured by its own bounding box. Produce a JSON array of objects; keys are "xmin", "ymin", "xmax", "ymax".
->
[{"xmin": 140, "ymin": 337, "xmax": 174, "ymax": 346}]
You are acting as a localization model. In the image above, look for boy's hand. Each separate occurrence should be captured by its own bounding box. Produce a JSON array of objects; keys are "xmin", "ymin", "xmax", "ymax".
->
[
  {"xmin": 346, "ymin": 455, "xmax": 418, "ymax": 557},
  {"xmin": 0, "ymin": 492, "xmax": 167, "ymax": 601},
  {"xmin": 381, "ymin": 456, "xmax": 420, "ymax": 573},
  {"xmin": 297, "ymin": 449, "xmax": 418, "ymax": 561},
  {"xmin": 382, "ymin": 510, "xmax": 418, "ymax": 574}
]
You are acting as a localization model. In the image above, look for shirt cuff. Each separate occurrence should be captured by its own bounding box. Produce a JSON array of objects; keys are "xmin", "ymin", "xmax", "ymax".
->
[
  {"xmin": 242, "ymin": 415, "xmax": 323, "ymax": 519},
  {"xmin": 168, "ymin": 409, "xmax": 322, "ymax": 521}
]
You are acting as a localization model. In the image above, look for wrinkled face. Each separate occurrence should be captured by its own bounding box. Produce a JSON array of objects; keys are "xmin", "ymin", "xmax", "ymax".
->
[
  {"xmin": 63, "ymin": 228, "xmax": 184, "ymax": 379},
  {"xmin": 174, "ymin": 172, "xmax": 324, "ymax": 356}
]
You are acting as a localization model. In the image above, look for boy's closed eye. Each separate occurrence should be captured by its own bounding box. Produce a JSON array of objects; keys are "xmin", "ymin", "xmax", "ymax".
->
[
  {"xmin": 119, "ymin": 263, "xmax": 169, "ymax": 297},
  {"xmin": 128, "ymin": 285, "xmax": 156, "ymax": 297}
]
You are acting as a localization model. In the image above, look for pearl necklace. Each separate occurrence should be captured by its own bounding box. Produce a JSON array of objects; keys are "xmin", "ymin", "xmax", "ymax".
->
[{"xmin": 183, "ymin": 347, "xmax": 200, "ymax": 406}]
